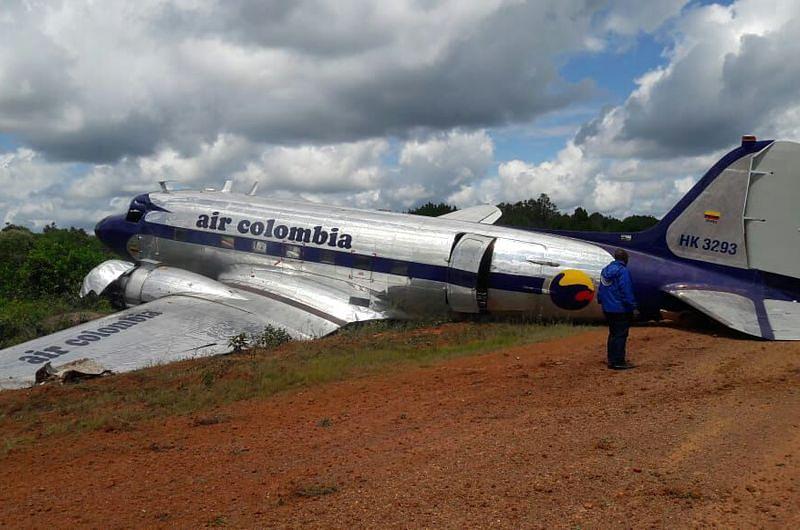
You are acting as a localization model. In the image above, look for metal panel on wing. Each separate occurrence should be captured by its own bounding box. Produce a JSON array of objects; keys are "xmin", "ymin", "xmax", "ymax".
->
[
  {"xmin": 0, "ymin": 292, "xmax": 332, "ymax": 390},
  {"xmin": 447, "ymin": 234, "xmax": 495, "ymax": 313}
]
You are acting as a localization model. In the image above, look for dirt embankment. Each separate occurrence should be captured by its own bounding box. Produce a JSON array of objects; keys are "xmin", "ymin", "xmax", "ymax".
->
[{"xmin": 1, "ymin": 323, "xmax": 799, "ymax": 528}]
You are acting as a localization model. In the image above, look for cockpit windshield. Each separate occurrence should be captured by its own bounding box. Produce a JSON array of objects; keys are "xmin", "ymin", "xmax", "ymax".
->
[{"xmin": 125, "ymin": 194, "xmax": 152, "ymax": 223}]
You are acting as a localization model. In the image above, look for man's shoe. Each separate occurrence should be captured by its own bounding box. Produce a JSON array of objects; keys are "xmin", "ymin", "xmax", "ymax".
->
[{"xmin": 608, "ymin": 362, "xmax": 636, "ymax": 370}]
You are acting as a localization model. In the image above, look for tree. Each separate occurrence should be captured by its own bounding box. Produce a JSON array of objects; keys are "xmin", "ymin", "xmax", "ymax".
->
[
  {"xmin": 497, "ymin": 193, "xmax": 659, "ymax": 232},
  {"xmin": 408, "ymin": 202, "xmax": 457, "ymax": 217},
  {"xmin": 0, "ymin": 225, "xmax": 110, "ymax": 301},
  {"xmin": 498, "ymin": 193, "xmax": 563, "ymax": 228},
  {"xmin": 619, "ymin": 215, "xmax": 659, "ymax": 232}
]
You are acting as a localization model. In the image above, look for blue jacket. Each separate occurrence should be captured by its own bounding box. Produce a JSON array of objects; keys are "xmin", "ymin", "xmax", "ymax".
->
[{"xmin": 597, "ymin": 260, "xmax": 637, "ymax": 313}]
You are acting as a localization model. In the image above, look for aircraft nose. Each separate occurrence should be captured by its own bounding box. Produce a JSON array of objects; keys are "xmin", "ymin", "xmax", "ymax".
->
[
  {"xmin": 94, "ymin": 216, "xmax": 111, "ymax": 241},
  {"xmin": 94, "ymin": 214, "xmax": 136, "ymax": 258},
  {"xmin": 94, "ymin": 215, "xmax": 120, "ymax": 248}
]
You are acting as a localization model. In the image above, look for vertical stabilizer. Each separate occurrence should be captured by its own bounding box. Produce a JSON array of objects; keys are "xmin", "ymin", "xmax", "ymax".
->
[{"xmin": 656, "ymin": 137, "xmax": 800, "ymax": 279}]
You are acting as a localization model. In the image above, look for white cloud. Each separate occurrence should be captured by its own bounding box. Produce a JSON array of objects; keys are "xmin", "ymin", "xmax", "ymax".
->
[
  {"xmin": 10, "ymin": 0, "xmax": 800, "ymax": 228},
  {"xmin": 578, "ymin": 0, "xmax": 800, "ymax": 157},
  {"xmin": 398, "ymin": 130, "xmax": 494, "ymax": 202},
  {"xmin": 593, "ymin": 178, "xmax": 634, "ymax": 212},
  {"xmin": 483, "ymin": 0, "xmax": 800, "ymax": 218},
  {"xmin": 233, "ymin": 139, "xmax": 389, "ymax": 193},
  {"xmin": 0, "ymin": 0, "xmax": 640, "ymax": 164}
]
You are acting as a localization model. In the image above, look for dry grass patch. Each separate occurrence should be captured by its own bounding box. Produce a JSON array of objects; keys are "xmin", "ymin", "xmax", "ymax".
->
[{"xmin": 0, "ymin": 319, "xmax": 586, "ymax": 453}]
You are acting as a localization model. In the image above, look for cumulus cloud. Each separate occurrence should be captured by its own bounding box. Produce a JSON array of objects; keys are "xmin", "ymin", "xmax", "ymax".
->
[
  {"xmin": 7, "ymin": 129, "xmax": 495, "ymax": 227},
  {"xmin": 579, "ymin": 0, "xmax": 800, "ymax": 157},
  {"xmin": 398, "ymin": 130, "xmax": 493, "ymax": 200},
  {"xmin": 232, "ymin": 139, "xmax": 389, "ymax": 194},
  {"xmin": 13, "ymin": 0, "xmax": 800, "ymax": 228},
  {"xmin": 0, "ymin": 0, "xmax": 633, "ymax": 165},
  {"xmin": 450, "ymin": 141, "xmax": 596, "ymax": 209},
  {"xmin": 472, "ymin": 0, "xmax": 800, "ymax": 219},
  {"xmin": 0, "ymin": 148, "xmax": 123, "ymax": 228}
]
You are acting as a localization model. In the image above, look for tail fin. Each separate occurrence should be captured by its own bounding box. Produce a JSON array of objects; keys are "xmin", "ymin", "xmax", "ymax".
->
[{"xmin": 655, "ymin": 137, "xmax": 800, "ymax": 278}]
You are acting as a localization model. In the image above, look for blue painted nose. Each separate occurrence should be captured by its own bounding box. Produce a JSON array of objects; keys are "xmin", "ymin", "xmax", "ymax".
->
[{"xmin": 95, "ymin": 214, "xmax": 138, "ymax": 258}]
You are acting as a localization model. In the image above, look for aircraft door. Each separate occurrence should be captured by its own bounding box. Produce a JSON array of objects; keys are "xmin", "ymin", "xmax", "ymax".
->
[{"xmin": 447, "ymin": 234, "xmax": 496, "ymax": 313}]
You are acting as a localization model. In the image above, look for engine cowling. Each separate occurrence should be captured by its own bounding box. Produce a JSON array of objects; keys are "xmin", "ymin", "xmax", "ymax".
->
[
  {"xmin": 80, "ymin": 259, "xmax": 136, "ymax": 298},
  {"xmin": 82, "ymin": 260, "xmax": 245, "ymax": 307},
  {"xmin": 117, "ymin": 265, "xmax": 246, "ymax": 306}
]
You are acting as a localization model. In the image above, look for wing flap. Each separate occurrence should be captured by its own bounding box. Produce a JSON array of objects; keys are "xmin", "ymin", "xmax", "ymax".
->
[
  {"xmin": 439, "ymin": 205, "xmax": 502, "ymax": 224},
  {"xmin": 218, "ymin": 266, "xmax": 389, "ymax": 325}
]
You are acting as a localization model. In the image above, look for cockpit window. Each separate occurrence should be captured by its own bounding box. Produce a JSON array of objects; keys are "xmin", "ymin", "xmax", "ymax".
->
[
  {"xmin": 125, "ymin": 193, "xmax": 152, "ymax": 223},
  {"xmin": 126, "ymin": 209, "xmax": 144, "ymax": 222}
]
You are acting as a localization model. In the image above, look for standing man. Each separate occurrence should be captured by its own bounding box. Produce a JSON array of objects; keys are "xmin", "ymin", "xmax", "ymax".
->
[{"xmin": 598, "ymin": 248, "xmax": 637, "ymax": 370}]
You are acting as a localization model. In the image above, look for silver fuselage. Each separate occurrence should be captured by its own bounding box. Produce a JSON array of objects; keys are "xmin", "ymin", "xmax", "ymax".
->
[{"xmin": 119, "ymin": 191, "xmax": 612, "ymax": 321}]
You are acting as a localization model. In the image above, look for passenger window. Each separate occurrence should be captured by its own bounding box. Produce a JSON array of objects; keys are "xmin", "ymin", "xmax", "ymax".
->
[
  {"xmin": 320, "ymin": 250, "xmax": 337, "ymax": 265},
  {"xmin": 284, "ymin": 244, "xmax": 302, "ymax": 260},
  {"xmin": 220, "ymin": 236, "xmax": 235, "ymax": 249},
  {"xmin": 174, "ymin": 228, "xmax": 188, "ymax": 242},
  {"xmin": 252, "ymin": 241, "xmax": 267, "ymax": 253},
  {"xmin": 390, "ymin": 261, "xmax": 408, "ymax": 276},
  {"xmin": 353, "ymin": 254, "xmax": 372, "ymax": 270}
]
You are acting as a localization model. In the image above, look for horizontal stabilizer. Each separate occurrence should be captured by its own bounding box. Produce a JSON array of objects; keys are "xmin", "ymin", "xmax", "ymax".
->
[
  {"xmin": 666, "ymin": 288, "xmax": 762, "ymax": 338},
  {"xmin": 439, "ymin": 205, "xmax": 502, "ymax": 224},
  {"xmin": 762, "ymin": 299, "xmax": 800, "ymax": 340},
  {"xmin": 665, "ymin": 287, "xmax": 800, "ymax": 340}
]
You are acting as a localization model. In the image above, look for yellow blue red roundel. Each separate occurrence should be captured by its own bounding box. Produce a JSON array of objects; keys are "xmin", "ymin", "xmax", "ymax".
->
[{"xmin": 549, "ymin": 269, "xmax": 595, "ymax": 310}]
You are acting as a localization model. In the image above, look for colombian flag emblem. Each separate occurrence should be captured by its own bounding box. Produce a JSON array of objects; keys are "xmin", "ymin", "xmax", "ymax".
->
[{"xmin": 704, "ymin": 210, "xmax": 721, "ymax": 223}]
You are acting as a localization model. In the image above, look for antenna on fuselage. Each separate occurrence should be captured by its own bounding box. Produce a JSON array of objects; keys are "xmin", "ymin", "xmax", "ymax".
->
[
  {"xmin": 221, "ymin": 180, "xmax": 233, "ymax": 193},
  {"xmin": 247, "ymin": 181, "xmax": 259, "ymax": 196}
]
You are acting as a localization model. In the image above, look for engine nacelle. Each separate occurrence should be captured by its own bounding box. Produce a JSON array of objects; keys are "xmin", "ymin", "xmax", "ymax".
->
[
  {"xmin": 117, "ymin": 264, "xmax": 246, "ymax": 306},
  {"xmin": 81, "ymin": 260, "xmax": 244, "ymax": 307}
]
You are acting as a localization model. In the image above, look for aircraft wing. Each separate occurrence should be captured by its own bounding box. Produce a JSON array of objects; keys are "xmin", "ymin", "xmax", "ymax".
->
[
  {"xmin": 665, "ymin": 287, "xmax": 800, "ymax": 340},
  {"xmin": 0, "ymin": 277, "xmax": 369, "ymax": 389},
  {"xmin": 439, "ymin": 205, "xmax": 502, "ymax": 224},
  {"xmin": 217, "ymin": 265, "xmax": 389, "ymax": 326}
]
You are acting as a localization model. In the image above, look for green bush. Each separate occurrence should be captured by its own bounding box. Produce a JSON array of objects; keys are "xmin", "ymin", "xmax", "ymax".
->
[
  {"xmin": 227, "ymin": 332, "xmax": 249, "ymax": 352},
  {"xmin": 0, "ymin": 298, "xmax": 72, "ymax": 348},
  {"xmin": 250, "ymin": 325, "xmax": 293, "ymax": 350},
  {"xmin": 0, "ymin": 223, "xmax": 113, "ymax": 347}
]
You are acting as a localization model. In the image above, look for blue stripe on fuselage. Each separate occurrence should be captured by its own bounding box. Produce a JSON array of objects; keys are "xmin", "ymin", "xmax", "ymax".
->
[{"xmin": 143, "ymin": 221, "xmax": 546, "ymax": 294}]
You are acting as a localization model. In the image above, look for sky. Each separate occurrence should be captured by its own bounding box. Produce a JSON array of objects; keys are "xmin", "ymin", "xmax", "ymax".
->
[{"xmin": 3, "ymin": 0, "xmax": 800, "ymax": 230}]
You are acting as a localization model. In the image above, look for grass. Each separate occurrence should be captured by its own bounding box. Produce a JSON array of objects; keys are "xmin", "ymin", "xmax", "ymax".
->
[{"xmin": 0, "ymin": 319, "xmax": 586, "ymax": 454}]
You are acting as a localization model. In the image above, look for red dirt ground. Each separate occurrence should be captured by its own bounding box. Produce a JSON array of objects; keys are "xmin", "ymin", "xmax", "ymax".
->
[{"xmin": 1, "ymin": 323, "xmax": 799, "ymax": 528}]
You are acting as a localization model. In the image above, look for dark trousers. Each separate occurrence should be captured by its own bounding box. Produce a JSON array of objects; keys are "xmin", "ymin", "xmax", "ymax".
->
[{"xmin": 604, "ymin": 311, "xmax": 632, "ymax": 366}]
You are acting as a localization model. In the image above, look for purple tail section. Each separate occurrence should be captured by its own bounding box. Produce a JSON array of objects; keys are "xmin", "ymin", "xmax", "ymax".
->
[{"xmin": 520, "ymin": 137, "xmax": 800, "ymax": 340}]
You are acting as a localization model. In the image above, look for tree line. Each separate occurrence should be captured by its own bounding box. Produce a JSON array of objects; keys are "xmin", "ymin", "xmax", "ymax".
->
[
  {"xmin": 408, "ymin": 193, "xmax": 659, "ymax": 232},
  {"xmin": 0, "ymin": 223, "xmax": 112, "ymax": 348}
]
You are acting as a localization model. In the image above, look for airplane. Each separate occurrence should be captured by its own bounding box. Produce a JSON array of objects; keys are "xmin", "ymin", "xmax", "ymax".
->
[{"xmin": 1, "ymin": 135, "xmax": 799, "ymax": 388}]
